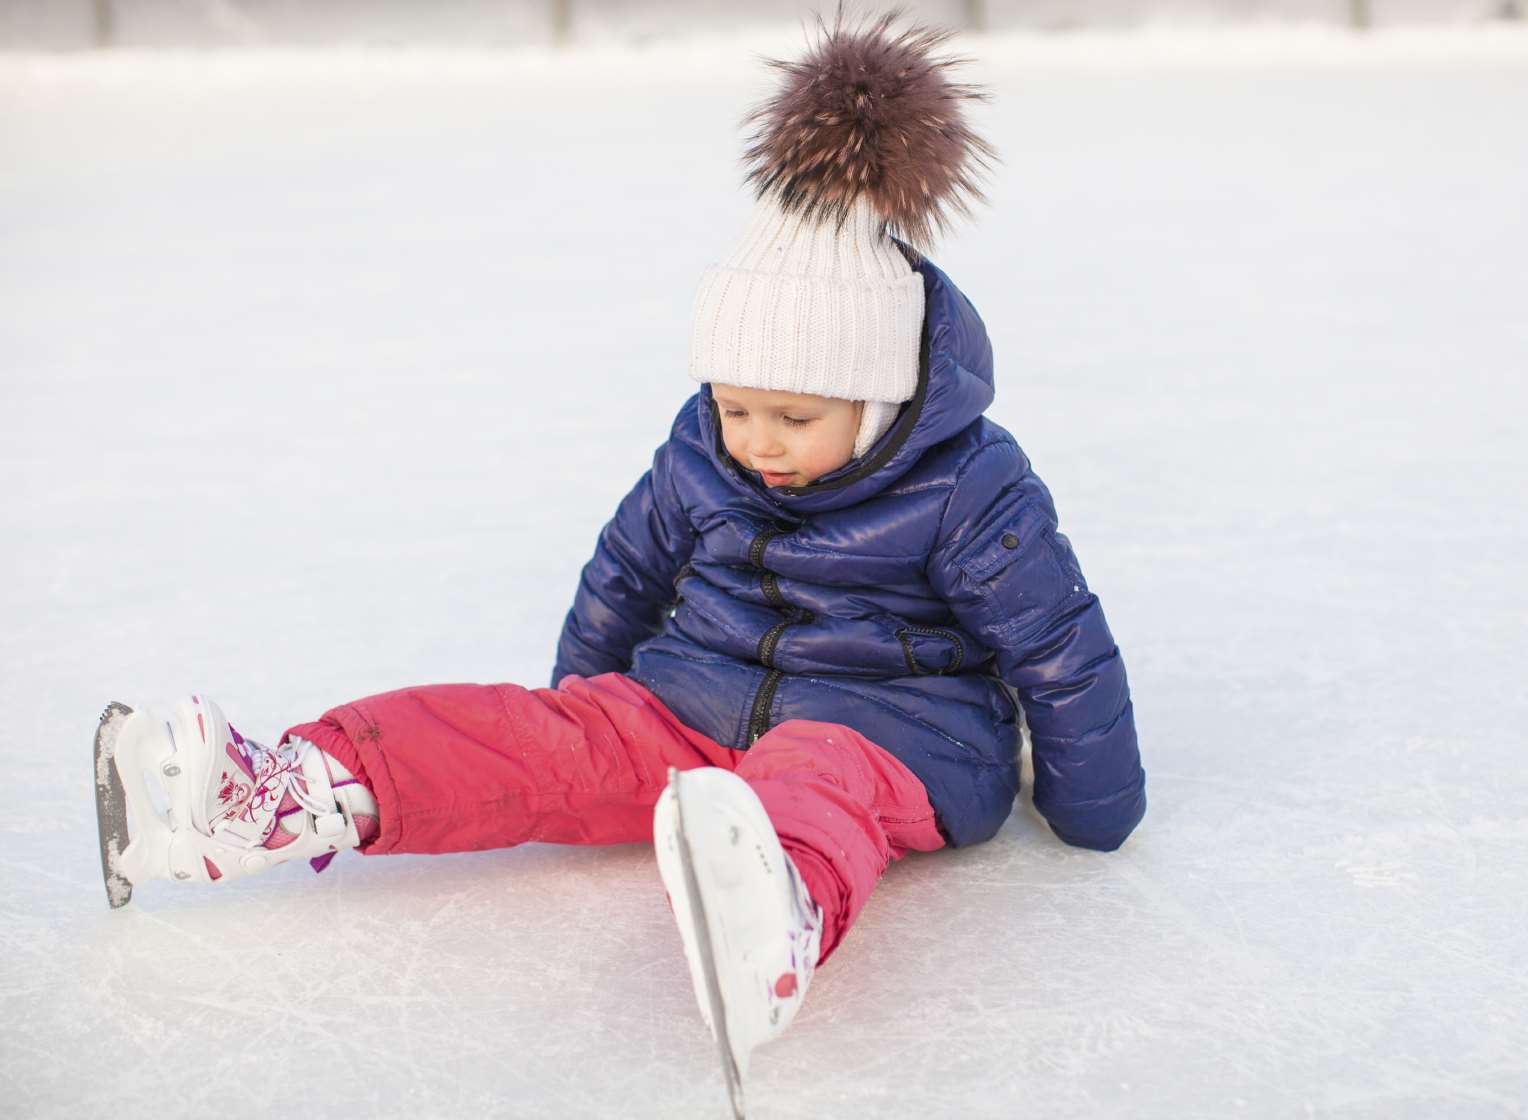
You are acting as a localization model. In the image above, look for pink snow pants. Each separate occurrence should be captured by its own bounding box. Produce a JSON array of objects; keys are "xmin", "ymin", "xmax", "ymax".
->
[{"xmin": 283, "ymin": 673, "xmax": 944, "ymax": 961}]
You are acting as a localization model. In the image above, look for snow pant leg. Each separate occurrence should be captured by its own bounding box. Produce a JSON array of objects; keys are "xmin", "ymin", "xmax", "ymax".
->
[
  {"xmin": 281, "ymin": 673, "xmax": 740, "ymax": 856},
  {"xmin": 282, "ymin": 676, "xmax": 945, "ymax": 964},
  {"xmin": 737, "ymin": 720, "xmax": 945, "ymax": 963}
]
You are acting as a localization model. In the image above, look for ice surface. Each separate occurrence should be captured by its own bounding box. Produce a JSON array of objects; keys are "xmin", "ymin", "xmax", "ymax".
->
[{"xmin": 3, "ymin": 28, "xmax": 1527, "ymax": 1118}]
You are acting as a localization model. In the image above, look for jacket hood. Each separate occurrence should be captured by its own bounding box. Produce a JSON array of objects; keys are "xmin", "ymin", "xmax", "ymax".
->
[{"xmin": 695, "ymin": 254, "xmax": 995, "ymax": 516}]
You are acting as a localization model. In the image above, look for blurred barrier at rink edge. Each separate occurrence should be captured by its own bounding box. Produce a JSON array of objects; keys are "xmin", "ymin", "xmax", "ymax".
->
[{"xmin": 1, "ymin": 0, "xmax": 1524, "ymax": 51}]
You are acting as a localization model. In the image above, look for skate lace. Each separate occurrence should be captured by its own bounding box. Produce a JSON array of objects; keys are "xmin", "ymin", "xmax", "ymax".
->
[{"xmin": 213, "ymin": 738, "xmax": 333, "ymax": 848}]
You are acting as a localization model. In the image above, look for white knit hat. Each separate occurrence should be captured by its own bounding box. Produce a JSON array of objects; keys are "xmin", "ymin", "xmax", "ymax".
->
[
  {"xmin": 688, "ymin": 195, "xmax": 922, "ymax": 458},
  {"xmin": 686, "ymin": 13, "xmax": 992, "ymax": 464}
]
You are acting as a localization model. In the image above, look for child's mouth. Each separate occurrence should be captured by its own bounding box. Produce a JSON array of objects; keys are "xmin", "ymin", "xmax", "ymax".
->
[{"xmin": 758, "ymin": 470, "xmax": 795, "ymax": 486}]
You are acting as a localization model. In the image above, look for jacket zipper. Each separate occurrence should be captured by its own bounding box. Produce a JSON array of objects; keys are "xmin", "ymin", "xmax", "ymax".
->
[
  {"xmin": 748, "ymin": 670, "xmax": 784, "ymax": 745},
  {"xmin": 756, "ymin": 617, "xmax": 788, "ymax": 665},
  {"xmin": 760, "ymin": 571, "xmax": 782, "ymax": 605},
  {"xmin": 746, "ymin": 525, "xmax": 801, "ymax": 745},
  {"xmin": 749, "ymin": 528, "xmax": 785, "ymax": 569}
]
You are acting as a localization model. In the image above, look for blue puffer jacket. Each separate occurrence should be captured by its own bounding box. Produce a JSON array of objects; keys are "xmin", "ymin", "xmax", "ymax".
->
[{"xmin": 553, "ymin": 257, "xmax": 1145, "ymax": 851}]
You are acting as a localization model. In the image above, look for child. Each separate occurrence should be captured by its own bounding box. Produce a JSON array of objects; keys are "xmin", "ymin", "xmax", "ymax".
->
[{"xmin": 92, "ymin": 14, "xmax": 1145, "ymax": 1111}]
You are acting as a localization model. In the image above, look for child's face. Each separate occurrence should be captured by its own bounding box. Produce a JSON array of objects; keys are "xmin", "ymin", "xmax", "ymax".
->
[{"xmin": 712, "ymin": 384, "xmax": 865, "ymax": 488}]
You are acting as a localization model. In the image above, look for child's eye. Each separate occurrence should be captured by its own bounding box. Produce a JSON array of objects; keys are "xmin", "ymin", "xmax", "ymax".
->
[
  {"xmin": 782, "ymin": 416, "xmax": 814, "ymax": 428},
  {"xmin": 722, "ymin": 409, "xmax": 747, "ymax": 419}
]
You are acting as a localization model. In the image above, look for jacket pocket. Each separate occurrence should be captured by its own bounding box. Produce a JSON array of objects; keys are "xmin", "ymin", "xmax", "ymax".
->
[
  {"xmin": 953, "ymin": 502, "xmax": 1083, "ymax": 647},
  {"xmin": 954, "ymin": 499, "xmax": 1049, "ymax": 582},
  {"xmin": 893, "ymin": 625, "xmax": 966, "ymax": 676}
]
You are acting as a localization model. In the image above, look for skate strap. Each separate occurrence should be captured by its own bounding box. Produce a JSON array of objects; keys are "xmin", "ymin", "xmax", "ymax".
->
[
  {"xmin": 291, "ymin": 739, "xmax": 349, "ymax": 841},
  {"xmin": 214, "ymin": 812, "xmax": 270, "ymax": 848}
]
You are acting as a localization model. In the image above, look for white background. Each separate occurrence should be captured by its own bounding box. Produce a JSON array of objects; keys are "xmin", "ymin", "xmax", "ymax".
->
[
  {"xmin": 3, "ymin": 26, "xmax": 1527, "ymax": 1117},
  {"xmin": 1, "ymin": 0, "xmax": 1521, "ymax": 50}
]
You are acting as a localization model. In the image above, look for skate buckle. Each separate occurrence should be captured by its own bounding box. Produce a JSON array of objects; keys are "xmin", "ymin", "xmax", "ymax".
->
[
  {"xmin": 213, "ymin": 816, "xmax": 268, "ymax": 849},
  {"xmin": 313, "ymin": 811, "xmax": 347, "ymax": 839}
]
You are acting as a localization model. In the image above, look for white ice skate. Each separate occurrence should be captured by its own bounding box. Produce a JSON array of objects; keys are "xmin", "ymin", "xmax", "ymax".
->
[
  {"xmin": 653, "ymin": 767, "xmax": 823, "ymax": 1119},
  {"xmin": 92, "ymin": 696, "xmax": 371, "ymax": 908}
]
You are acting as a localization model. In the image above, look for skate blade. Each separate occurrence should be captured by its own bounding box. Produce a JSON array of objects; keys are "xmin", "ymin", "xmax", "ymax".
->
[
  {"xmin": 93, "ymin": 702, "xmax": 136, "ymax": 909},
  {"xmin": 665, "ymin": 768, "xmax": 748, "ymax": 1120}
]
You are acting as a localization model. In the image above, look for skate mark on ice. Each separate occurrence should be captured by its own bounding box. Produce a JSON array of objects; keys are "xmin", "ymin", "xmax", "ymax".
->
[
  {"xmin": 1105, "ymin": 861, "xmax": 1279, "ymax": 982},
  {"xmin": 397, "ymin": 891, "xmax": 467, "ymax": 1099},
  {"xmin": 0, "ymin": 855, "xmax": 94, "ymax": 893}
]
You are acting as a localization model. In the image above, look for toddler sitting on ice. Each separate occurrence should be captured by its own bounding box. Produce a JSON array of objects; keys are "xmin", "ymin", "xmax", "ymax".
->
[{"xmin": 93, "ymin": 15, "xmax": 1146, "ymax": 1114}]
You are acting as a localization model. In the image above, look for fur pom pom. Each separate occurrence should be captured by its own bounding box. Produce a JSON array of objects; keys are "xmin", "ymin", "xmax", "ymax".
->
[{"xmin": 741, "ymin": 8, "xmax": 996, "ymax": 250}]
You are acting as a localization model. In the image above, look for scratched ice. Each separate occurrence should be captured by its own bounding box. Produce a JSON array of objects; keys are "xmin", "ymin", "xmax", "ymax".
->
[{"xmin": 3, "ymin": 28, "xmax": 1526, "ymax": 1119}]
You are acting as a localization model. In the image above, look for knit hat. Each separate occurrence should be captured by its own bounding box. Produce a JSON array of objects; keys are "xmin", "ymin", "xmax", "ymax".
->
[{"xmin": 689, "ymin": 12, "xmax": 994, "ymax": 460}]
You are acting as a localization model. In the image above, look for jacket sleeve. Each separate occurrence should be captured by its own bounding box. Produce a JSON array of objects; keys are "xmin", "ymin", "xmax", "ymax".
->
[
  {"xmin": 552, "ymin": 438, "xmax": 697, "ymax": 686},
  {"xmin": 929, "ymin": 439, "xmax": 1146, "ymax": 851}
]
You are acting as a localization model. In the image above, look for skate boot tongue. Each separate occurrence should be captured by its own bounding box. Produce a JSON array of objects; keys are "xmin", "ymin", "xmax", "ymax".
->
[{"xmin": 203, "ymin": 716, "xmax": 306, "ymax": 846}]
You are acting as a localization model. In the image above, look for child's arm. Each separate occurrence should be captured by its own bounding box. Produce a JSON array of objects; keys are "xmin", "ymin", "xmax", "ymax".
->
[
  {"xmin": 929, "ymin": 439, "xmax": 1146, "ymax": 851},
  {"xmin": 552, "ymin": 438, "xmax": 697, "ymax": 686}
]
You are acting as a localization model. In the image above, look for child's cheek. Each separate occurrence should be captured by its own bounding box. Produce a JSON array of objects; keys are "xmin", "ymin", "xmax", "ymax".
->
[{"xmin": 721, "ymin": 428, "xmax": 742, "ymax": 464}]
